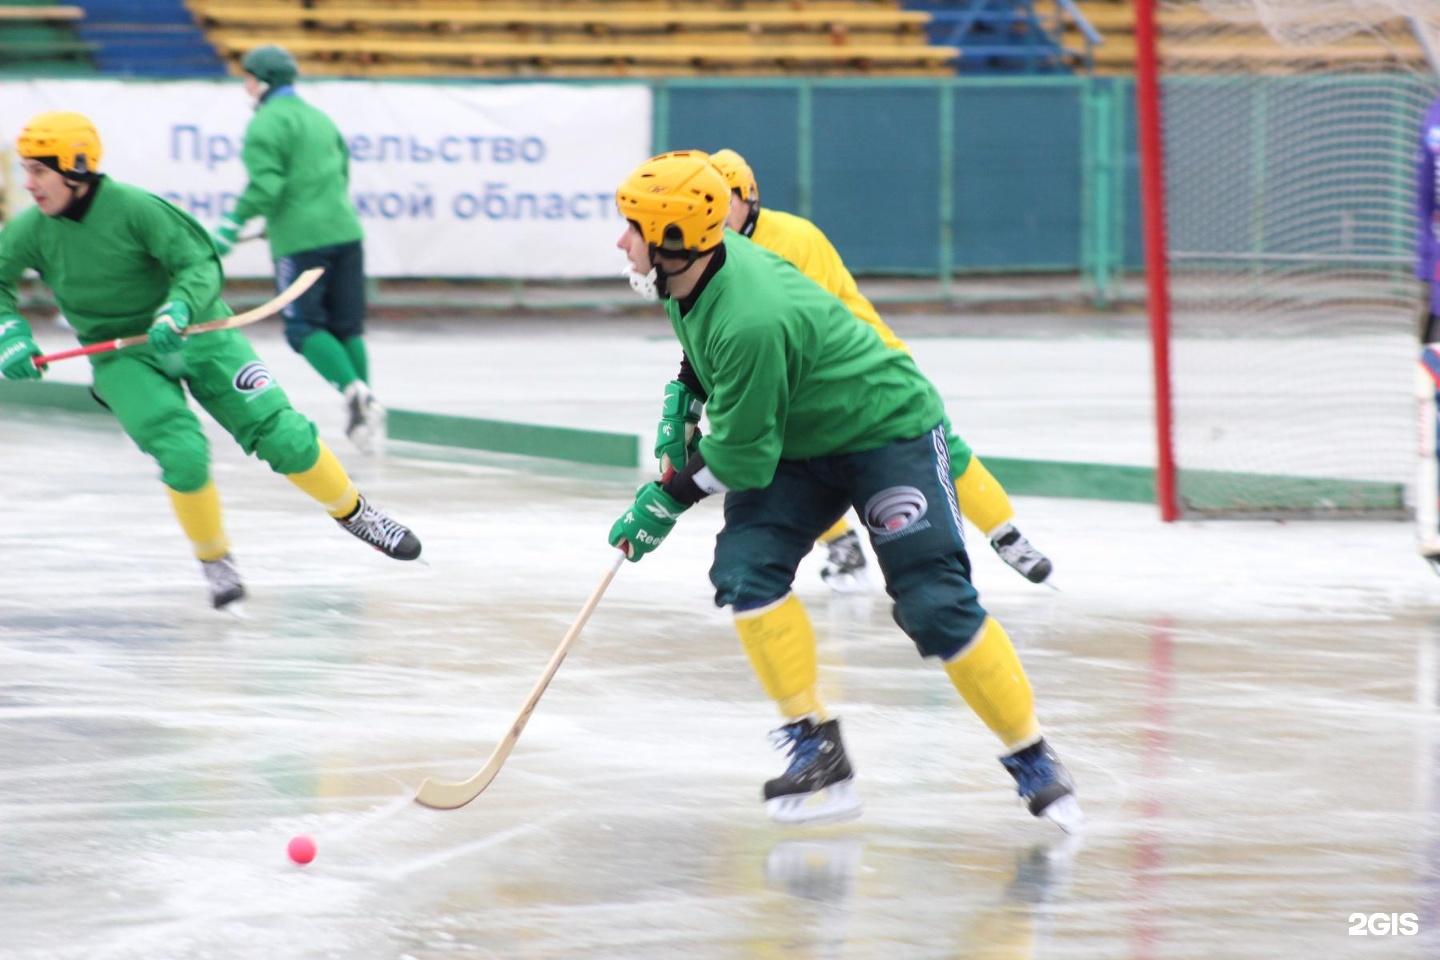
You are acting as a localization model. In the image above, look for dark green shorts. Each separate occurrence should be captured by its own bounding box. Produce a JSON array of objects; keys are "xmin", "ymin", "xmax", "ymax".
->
[
  {"xmin": 276, "ymin": 240, "xmax": 367, "ymax": 352},
  {"xmin": 711, "ymin": 424, "xmax": 986, "ymax": 659}
]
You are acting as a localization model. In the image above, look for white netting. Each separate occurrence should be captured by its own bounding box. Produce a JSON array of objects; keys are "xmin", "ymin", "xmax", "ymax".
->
[
  {"xmin": 1152, "ymin": 0, "xmax": 1436, "ymax": 515},
  {"xmin": 1159, "ymin": 0, "xmax": 1437, "ymax": 72},
  {"xmin": 1195, "ymin": 0, "xmax": 1438, "ymax": 48}
]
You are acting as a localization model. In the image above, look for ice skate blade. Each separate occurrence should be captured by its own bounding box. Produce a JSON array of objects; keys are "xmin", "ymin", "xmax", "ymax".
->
[
  {"xmin": 1040, "ymin": 794, "xmax": 1085, "ymax": 834},
  {"xmin": 346, "ymin": 427, "xmax": 376, "ymax": 456},
  {"xmin": 766, "ymin": 780, "xmax": 862, "ymax": 826},
  {"xmin": 821, "ymin": 572, "xmax": 869, "ymax": 596},
  {"xmin": 215, "ymin": 600, "xmax": 248, "ymax": 619}
]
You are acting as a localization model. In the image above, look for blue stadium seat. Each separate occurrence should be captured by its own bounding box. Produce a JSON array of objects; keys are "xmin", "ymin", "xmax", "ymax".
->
[
  {"xmin": 69, "ymin": 0, "xmax": 226, "ymax": 76},
  {"xmin": 905, "ymin": 0, "xmax": 1078, "ymax": 74}
]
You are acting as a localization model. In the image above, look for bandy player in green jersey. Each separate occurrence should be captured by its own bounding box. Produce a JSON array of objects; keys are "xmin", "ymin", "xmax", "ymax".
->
[
  {"xmin": 211, "ymin": 45, "xmax": 385, "ymax": 455},
  {"xmin": 0, "ymin": 112, "xmax": 421, "ymax": 609},
  {"xmin": 606, "ymin": 151, "xmax": 1081, "ymax": 832}
]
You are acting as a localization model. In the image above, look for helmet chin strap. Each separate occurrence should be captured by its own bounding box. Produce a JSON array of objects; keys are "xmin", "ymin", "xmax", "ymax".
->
[
  {"xmin": 649, "ymin": 245, "xmax": 701, "ymax": 278},
  {"xmin": 55, "ymin": 175, "xmax": 89, "ymax": 217},
  {"xmin": 739, "ymin": 201, "xmax": 759, "ymax": 238}
]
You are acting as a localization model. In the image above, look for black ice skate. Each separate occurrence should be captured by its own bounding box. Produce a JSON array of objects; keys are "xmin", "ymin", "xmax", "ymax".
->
[
  {"xmin": 989, "ymin": 522, "xmax": 1053, "ymax": 584},
  {"xmin": 200, "ymin": 554, "xmax": 246, "ymax": 610},
  {"xmin": 338, "ymin": 496, "xmax": 422, "ymax": 561},
  {"xmin": 1000, "ymin": 738, "xmax": 1083, "ymax": 833},
  {"xmin": 819, "ymin": 530, "xmax": 869, "ymax": 595},
  {"xmin": 764, "ymin": 717, "xmax": 862, "ymax": 825}
]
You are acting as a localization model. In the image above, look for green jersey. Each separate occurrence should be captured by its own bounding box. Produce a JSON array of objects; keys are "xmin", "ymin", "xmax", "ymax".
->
[
  {"xmin": 234, "ymin": 91, "xmax": 364, "ymax": 258},
  {"xmin": 667, "ymin": 231, "xmax": 945, "ymax": 491},
  {"xmin": 0, "ymin": 177, "xmax": 231, "ymax": 345}
]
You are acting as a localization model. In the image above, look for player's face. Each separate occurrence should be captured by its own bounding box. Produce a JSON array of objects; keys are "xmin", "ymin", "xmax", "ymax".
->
[
  {"xmin": 244, "ymin": 74, "xmax": 263, "ymax": 101},
  {"xmin": 725, "ymin": 192, "xmax": 749, "ymax": 231},
  {"xmin": 21, "ymin": 159, "xmax": 76, "ymax": 217},
  {"xmin": 616, "ymin": 222, "xmax": 650, "ymax": 271}
]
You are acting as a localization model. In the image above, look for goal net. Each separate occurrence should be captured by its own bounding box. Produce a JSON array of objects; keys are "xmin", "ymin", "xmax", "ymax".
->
[{"xmin": 1138, "ymin": 0, "xmax": 1437, "ymax": 517}]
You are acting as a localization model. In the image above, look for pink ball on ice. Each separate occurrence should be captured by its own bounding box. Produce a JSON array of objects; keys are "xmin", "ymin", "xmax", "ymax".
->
[{"xmin": 287, "ymin": 834, "xmax": 317, "ymax": 865}]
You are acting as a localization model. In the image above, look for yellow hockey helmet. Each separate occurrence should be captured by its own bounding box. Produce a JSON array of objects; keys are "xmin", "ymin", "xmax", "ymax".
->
[
  {"xmin": 616, "ymin": 150, "xmax": 729, "ymax": 257},
  {"xmin": 710, "ymin": 148, "xmax": 758, "ymax": 205},
  {"xmin": 17, "ymin": 111, "xmax": 102, "ymax": 178}
]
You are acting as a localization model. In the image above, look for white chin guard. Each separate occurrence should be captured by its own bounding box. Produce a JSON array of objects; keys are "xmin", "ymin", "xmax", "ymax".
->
[{"xmin": 623, "ymin": 265, "xmax": 659, "ymax": 301}]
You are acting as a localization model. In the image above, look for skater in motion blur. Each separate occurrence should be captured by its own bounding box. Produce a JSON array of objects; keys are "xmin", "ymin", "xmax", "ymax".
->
[
  {"xmin": 212, "ymin": 44, "xmax": 385, "ymax": 454},
  {"xmin": 0, "ymin": 111, "xmax": 421, "ymax": 610}
]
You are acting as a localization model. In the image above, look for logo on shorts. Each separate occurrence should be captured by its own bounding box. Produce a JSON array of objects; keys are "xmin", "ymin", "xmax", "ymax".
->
[
  {"xmin": 233, "ymin": 361, "xmax": 275, "ymax": 395},
  {"xmin": 1428, "ymin": 125, "xmax": 1440, "ymax": 153},
  {"xmin": 864, "ymin": 486, "xmax": 930, "ymax": 542}
]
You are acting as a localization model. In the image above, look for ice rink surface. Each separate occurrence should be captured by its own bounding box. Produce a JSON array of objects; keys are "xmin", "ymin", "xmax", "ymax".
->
[{"xmin": 2, "ymin": 305, "xmax": 1439, "ymax": 959}]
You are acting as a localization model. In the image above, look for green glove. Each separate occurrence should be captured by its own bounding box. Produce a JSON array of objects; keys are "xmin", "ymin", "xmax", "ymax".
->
[
  {"xmin": 608, "ymin": 482, "xmax": 689, "ymax": 562},
  {"xmin": 0, "ymin": 315, "xmax": 43, "ymax": 380},
  {"xmin": 211, "ymin": 214, "xmax": 243, "ymax": 256},
  {"xmin": 654, "ymin": 379, "xmax": 704, "ymax": 476},
  {"xmin": 148, "ymin": 300, "xmax": 192, "ymax": 355}
]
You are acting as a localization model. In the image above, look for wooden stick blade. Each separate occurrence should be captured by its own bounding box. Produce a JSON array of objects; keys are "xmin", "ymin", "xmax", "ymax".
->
[
  {"xmin": 412, "ymin": 550, "xmax": 624, "ymax": 812},
  {"xmin": 413, "ymin": 757, "xmax": 506, "ymax": 810}
]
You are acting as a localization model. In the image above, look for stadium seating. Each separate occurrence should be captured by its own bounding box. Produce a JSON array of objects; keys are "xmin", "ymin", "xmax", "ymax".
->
[
  {"xmin": 70, "ymin": 0, "xmax": 225, "ymax": 76},
  {"xmin": 911, "ymin": 0, "xmax": 1091, "ymax": 74},
  {"xmin": 0, "ymin": 3, "xmax": 96, "ymax": 75},
  {"xmin": 187, "ymin": 1, "xmax": 962, "ymax": 77}
]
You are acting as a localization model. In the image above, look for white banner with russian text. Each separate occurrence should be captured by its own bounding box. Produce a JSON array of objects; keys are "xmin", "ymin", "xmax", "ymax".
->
[{"xmin": 0, "ymin": 80, "xmax": 652, "ymax": 278}]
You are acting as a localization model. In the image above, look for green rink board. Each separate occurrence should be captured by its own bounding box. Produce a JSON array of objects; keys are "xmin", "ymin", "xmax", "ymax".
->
[
  {"xmin": 0, "ymin": 384, "xmax": 1406, "ymax": 510},
  {"xmin": 1176, "ymin": 469, "xmax": 1405, "ymax": 515},
  {"xmin": 385, "ymin": 408, "xmax": 640, "ymax": 469},
  {"xmin": 0, "ymin": 380, "xmax": 108, "ymax": 414}
]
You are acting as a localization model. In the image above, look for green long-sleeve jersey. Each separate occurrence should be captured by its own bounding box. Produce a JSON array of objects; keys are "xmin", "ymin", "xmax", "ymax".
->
[
  {"xmin": 0, "ymin": 177, "xmax": 231, "ymax": 344},
  {"xmin": 667, "ymin": 231, "xmax": 945, "ymax": 492},
  {"xmin": 233, "ymin": 91, "xmax": 363, "ymax": 258}
]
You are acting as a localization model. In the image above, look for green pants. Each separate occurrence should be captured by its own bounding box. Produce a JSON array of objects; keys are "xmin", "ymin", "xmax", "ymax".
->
[{"xmin": 90, "ymin": 330, "xmax": 320, "ymax": 492}]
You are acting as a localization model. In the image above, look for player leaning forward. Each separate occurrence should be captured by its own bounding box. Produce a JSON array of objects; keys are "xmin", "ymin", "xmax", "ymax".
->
[
  {"xmin": 0, "ymin": 112, "xmax": 421, "ymax": 609},
  {"xmin": 608, "ymin": 151, "xmax": 1081, "ymax": 831}
]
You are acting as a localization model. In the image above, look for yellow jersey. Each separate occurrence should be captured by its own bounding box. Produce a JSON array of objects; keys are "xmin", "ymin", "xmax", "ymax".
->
[{"xmin": 750, "ymin": 207, "xmax": 907, "ymax": 353}]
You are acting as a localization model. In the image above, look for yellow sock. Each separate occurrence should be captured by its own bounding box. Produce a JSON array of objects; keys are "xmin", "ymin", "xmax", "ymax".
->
[
  {"xmin": 167, "ymin": 481, "xmax": 229, "ymax": 561},
  {"xmin": 734, "ymin": 593, "xmax": 827, "ymax": 720},
  {"xmin": 286, "ymin": 441, "xmax": 360, "ymax": 518},
  {"xmin": 817, "ymin": 517, "xmax": 852, "ymax": 545},
  {"xmin": 943, "ymin": 617, "xmax": 1041, "ymax": 750},
  {"xmin": 953, "ymin": 456, "xmax": 1015, "ymax": 538}
]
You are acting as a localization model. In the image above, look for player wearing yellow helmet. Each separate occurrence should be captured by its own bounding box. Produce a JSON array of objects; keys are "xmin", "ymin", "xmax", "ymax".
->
[
  {"xmin": 680, "ymin": 147, "xmax": 1054, "ymax": 591},
  {"xmin": 0, "ymin": 111, "xmax": 421, "ymax": 610},
  {"xmin": 608, "ymin": 150, "xmax": 1081, "ymax": 832}
]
